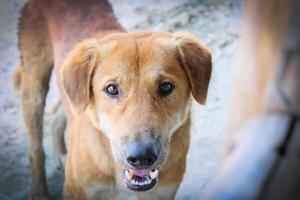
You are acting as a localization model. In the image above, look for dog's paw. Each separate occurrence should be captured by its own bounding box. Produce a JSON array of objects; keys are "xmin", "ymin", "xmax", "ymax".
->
[
  {"xmin": 52, "ymin": 153, "xmax": 66, "ymax": 170},
  {"xmin": 28, "ymin": 192, "xmax": 51, "ymax": 200}
]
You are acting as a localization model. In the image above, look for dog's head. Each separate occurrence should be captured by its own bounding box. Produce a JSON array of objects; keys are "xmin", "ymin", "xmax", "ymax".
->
[{"xmin": 62, "ymin": 31, "xmax": 211, "ymax": 191}]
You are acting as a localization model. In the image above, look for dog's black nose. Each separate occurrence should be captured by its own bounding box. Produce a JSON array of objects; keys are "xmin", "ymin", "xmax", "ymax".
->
[{"xmin": 126, "ymin": 141, "xmax": 158, "ymax": 167}]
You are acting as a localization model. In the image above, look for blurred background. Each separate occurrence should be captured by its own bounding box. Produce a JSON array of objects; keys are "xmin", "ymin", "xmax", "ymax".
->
[{"xmin": 0, "ymin": 0, "xmax": 244, "ymax": 199}]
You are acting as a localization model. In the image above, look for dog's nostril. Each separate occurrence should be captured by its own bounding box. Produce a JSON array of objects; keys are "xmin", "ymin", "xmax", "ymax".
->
[
  {"xmin": 126, "ymin": 155, "xmax": 157, "ymax": 167},
  {"xmin": 127, "ymin": 156, "xmax": 140, "ymax": 166},
  {"xmin": 126, "ymin": 141, "xmax": 159, "ymax": 167},
  {"xmin": 144, "ymin": 156, "xmax": 156, "ymax": 166}
]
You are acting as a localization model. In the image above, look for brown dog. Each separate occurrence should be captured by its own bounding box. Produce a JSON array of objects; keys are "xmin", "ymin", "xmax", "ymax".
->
[{"xmin": 14, "ymin": 0, "xmax": 212, "ymax": 199}]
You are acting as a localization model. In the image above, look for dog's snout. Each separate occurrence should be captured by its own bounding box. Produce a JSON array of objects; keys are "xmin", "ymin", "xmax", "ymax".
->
[{"xmin": 126, "ymin": 141, "xmax": 158, "ymax": 167}]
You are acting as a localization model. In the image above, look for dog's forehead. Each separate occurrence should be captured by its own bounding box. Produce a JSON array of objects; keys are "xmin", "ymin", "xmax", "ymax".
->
[{"xmin": 101, "ymin": 37, "xmax": 178, "ymax": 75}]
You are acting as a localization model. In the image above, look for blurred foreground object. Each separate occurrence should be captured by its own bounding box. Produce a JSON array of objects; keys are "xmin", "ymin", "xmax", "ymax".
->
[{"xmin": 205, "ymin": 0, "xmax": 300, "ymax": 199}]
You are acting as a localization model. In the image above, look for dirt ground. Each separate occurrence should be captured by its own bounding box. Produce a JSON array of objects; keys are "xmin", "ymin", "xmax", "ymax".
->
[{"xmin": 0, "ymin": 0, "xmax": 243, "ymax": 199}]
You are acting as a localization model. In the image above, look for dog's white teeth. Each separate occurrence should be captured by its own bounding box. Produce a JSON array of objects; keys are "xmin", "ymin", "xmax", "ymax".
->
[
  {"xmin": 137, "ymin": 179, "xmax": 150, "ymax": 185},
  {"xmin": 126, "ymin": 169, "xmax": 158, "ymax": 186},
  {"xmin": 149, "ymin": 169, "xmax": 159, "ymax": 179},
  {"xmin": 144, "ymin": 180, "xmax": 149, "ymax": 185},
  {"xmin": 125, "ymin": 170, "xmax": 133, "ymax": 180}
]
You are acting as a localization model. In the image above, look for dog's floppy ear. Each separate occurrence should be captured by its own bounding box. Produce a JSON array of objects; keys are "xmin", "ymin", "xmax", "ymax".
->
[
  {"xmin": 173, "ymin": 32, "xmax": 212, "ymax": 104},
  {"xmin": 61, "ymin": 39, "xmax": 100, "ymax": 114}
]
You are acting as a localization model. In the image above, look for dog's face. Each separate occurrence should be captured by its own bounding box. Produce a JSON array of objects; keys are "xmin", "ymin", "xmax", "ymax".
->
[{"xmin": 62, "ymin": 32, "xmax": 211, "ymax": 192}]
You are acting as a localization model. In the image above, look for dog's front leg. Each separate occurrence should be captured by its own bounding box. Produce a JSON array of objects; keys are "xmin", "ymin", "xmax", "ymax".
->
[{"xmin": 20, "ymin": 65, "xmax": 53, "ymax": 200}]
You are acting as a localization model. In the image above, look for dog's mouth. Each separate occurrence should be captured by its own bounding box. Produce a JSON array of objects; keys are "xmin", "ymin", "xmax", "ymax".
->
[{"xmin": 123, "ymin": 168, "xmax": 159, "ymax": 191}]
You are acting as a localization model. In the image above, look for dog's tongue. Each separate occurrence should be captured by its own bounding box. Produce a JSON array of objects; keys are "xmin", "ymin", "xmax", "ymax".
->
[{"xmin": 130, "ymin": 169, "xmax": 150, "ymax": 177}]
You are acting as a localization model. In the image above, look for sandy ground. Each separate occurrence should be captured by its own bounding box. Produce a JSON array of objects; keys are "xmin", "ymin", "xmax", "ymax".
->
[{"xmin": 0, "ymin": 0, "xmax": 243, "ymax": 199}]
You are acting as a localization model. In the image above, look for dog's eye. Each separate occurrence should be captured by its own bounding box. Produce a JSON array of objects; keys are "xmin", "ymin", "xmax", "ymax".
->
[
  {"xmin": 104, "ymin": 83, "xmax": 120, "ymax": 97},
  {"xmin": 158, "ymin": 81, "xmax": 174, "ymax": 97}
]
